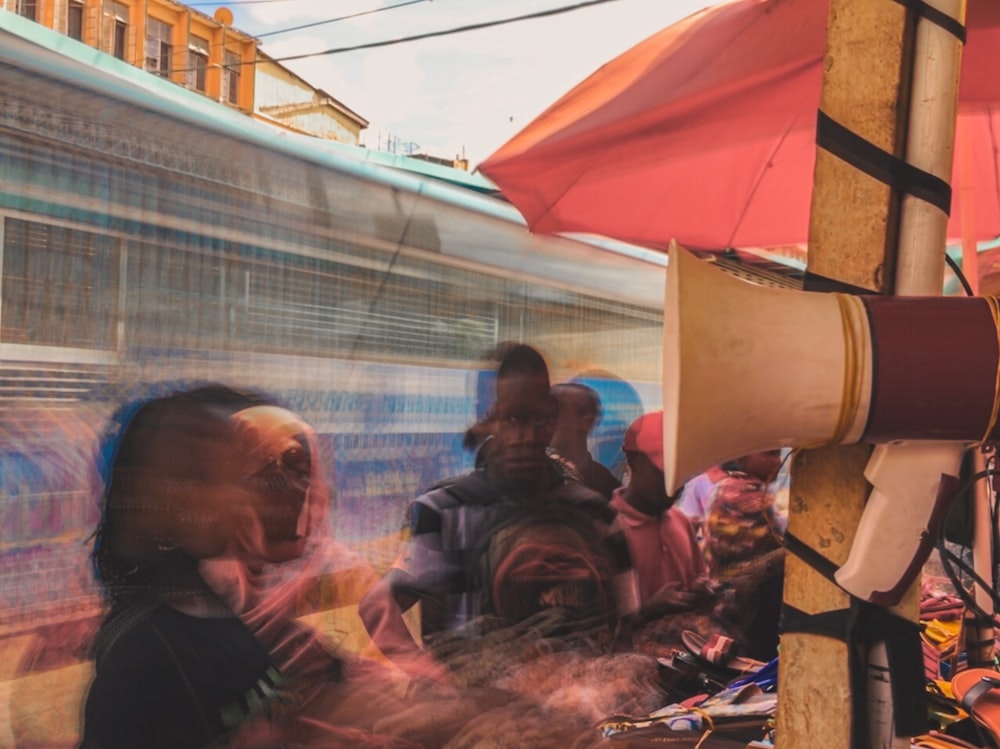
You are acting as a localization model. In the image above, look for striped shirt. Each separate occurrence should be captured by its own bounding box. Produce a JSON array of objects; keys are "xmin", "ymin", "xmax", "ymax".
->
[{"xmin": 398, "ymin": 458, "xmax": 638, "ymax": 636}]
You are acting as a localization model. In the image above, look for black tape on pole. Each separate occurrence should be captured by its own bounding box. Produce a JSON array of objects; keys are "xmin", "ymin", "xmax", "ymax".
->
[
  {"xmin": 781, "ymin": 533, "xmax": 928, "ymax": 744},
  {"xmin": 801, "ymin": 271, "xmax": 875, "ymax": 295},
  {"xmin": 816, "ymin": 110, "xmax": 953, "ymax": 216},
  {"xmin": 893, "ymin": 0, "xmax": 967, "ymax": 43}
]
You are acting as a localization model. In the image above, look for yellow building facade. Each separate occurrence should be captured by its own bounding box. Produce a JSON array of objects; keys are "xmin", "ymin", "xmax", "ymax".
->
[
  {"xmin": 2, "ymin": 0, "xmax": 257, "ymax": 112},
  {"xmin": 254, "ymin": 50, "xmax": 369, "ymax": 145}
]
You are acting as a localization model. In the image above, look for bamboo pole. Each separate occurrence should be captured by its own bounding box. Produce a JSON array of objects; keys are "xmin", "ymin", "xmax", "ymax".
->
[
  {"xmin": 779, "ymin": 0, "xmax": 967, "ymax": 745},
  {"xmin": 777, "ymin": 1, "xmax": 914, "ymax": 747},
  {"xmin": 894, "ymin": 0, "xmax": 965, "ymax": 298},
  {"xmin": 869, "ymin": 3, "xmax": 965, "ymax": 745}
]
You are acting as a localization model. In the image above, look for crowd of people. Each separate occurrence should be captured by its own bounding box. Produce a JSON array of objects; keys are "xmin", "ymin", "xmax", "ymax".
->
[{"xmin": 78, "ymin": 343, "xmax": 789, "ymax": 748}]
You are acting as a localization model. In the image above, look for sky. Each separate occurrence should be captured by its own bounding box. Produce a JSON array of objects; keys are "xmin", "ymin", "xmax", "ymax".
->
[{"xmin": 193, "ymin": 0, "xmax": 711, "ymax": 167}]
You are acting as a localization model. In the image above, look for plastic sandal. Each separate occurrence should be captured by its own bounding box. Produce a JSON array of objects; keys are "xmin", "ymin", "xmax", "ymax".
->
[
  {"xmin": 682, "ymin": 630, "xmax": 767, "ymax": 674},
  {"xmin": 951, "ymin": 668, "xmax": 1000, "ymax": 748},
  {"xmin": 913, "ymin": 730, "xmax": 988, "ymax": 748}
]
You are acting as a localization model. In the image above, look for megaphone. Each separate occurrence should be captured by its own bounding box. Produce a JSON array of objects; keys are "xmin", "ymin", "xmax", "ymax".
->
[
  {"xmin": 664, "ymin": 241, "xmax": 1000, "ymax": 605},
  {"xmin": 663, "ymin": 241, "xmax": 1000, "ymax": 493}
]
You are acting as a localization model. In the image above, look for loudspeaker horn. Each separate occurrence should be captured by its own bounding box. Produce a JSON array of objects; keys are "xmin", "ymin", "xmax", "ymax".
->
[{"xmin": 662, "ymin": 241, "xmax": 1000, "ymax": 493}]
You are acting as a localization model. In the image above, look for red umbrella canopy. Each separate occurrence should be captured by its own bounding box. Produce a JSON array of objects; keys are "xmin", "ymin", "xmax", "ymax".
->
[{"xmin": 479, "ymin": 0, "xmax": 1000, "ymax": 251}]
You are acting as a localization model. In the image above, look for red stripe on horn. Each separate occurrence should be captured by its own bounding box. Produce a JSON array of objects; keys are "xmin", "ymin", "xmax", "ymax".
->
[{"xmin": 861, "ymin": 296, "xmax": 1000, "ymax": 442}]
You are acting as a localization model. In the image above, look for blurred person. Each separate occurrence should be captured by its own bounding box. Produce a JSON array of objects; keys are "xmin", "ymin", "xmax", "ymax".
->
[
  {"xmin": 705, "ymin": 450, "xmax": 786, "ymax": 567},
  {"xmin": 549, "ymin": 382, "xmax": 621, "ymax": 500},
  {"xmin": 196, "ymin": 387, "xmax": 351, "ymax": 690},
  {"xmin": 610, "ymin": 412, "xmax": 713, "ymax": 611},
  {"xmin": 678, "ymin": 450, "xmax": 789, "ymax": 543},
  {"xmin": 358, "ymin": 344, "xmax": 638, "ymax": 682},
  {"xmin": 675, "ymin": 464, "xmax": 729, "ymax": 540},
  {"xmin": 704, "ymin": 450, "xmax": 786, "ymax": 661},
  {"xmin": 82, "ymin": 386, "xmax": 417, "ymax": 749},
  {"xmin": 570, "ymin": 370, "xmax": 645, "ymax": 482},
  {"xmin": 188, "ymin": 388, "xmax": 431, "ymax": 746},
  {"xmin": 82, "ymin": 388, "xmax": 294, "ymax": 749}
]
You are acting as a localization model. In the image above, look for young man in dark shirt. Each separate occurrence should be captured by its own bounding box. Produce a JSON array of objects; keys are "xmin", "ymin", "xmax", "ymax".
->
[{"xmin": 359, "ymin": 345, "xmax": 638, "ymax": 681}]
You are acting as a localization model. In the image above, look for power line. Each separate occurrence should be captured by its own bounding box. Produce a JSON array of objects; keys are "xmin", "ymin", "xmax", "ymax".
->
[
  {"xmin": 255, "ymin": 0, "xmax": 431, "ymax": 39},
  {"xmin": 263, "ymin": 0, "xmax": 625, "ymax": 66},
  {"xmin": 185, "ymin": 0, "xmax": 430, "ymax": 53},
  {"xmin": 169, "ymin": 0, "xmax": 626, "ymax": 73}
]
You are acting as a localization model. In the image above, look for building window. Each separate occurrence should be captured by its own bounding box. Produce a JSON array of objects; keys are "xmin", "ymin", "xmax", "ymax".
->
[
  {"xmin": 145, "ymin": 18, "xmax": 173, "ymax": 77},
  {"xmin": 17, "ymin": 0, "xmax": 37, "ymax": 21},
  {"xmin": 113, "ymin": 19, "xmax": 127, "ymax": 59},
  {"xmin": 102, "ymin": 1, "xmax": 129, "ymax": 60},
  {"xmin": 67, "ymin": 2, "xmax": 85, "ymax": 41},
  {"xmin": 223, "ymin": 50, "xmax": 240, "ymax": 105},
  {"xmin": 188, "ymin": 35, "xmax": 209, "ymax": 92}
]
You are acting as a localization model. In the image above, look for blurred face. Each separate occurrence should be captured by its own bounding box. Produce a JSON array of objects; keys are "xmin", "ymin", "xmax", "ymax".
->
[
  {"xmin": 624, "ymin": 451, "xmax": 670, "ymax": 515},
  {"xmin": 116, "ymin": 412, "xmax": 253, "ymax": 561},
  {"xmin": 493, "ymin": 372, "xmax": 557, "ymax": 487},
  {"xmin": 171, "ymin": 427, "xmax": 252, "ymax": 559},
  {"xmin": 233, "ymin": 406, "xmax": 314, "ymax": 563},
  {"xmin": 553, "ymin": 387, "xmax": 596, "ymax": 437}
]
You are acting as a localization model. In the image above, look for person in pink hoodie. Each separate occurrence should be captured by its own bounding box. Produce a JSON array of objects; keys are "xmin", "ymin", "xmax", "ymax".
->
[{"xmin": 609, "ymin": 411, "xmax": 712, "ymax": 610}]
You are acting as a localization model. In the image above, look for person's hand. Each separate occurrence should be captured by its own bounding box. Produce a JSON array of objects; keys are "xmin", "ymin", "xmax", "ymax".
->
[
  {"xmin": 649, "ymin": 581, "xmax": 700, "ymax": 608},
  {"xmin": 689, "ymin": 575, "xmax": 721, "ymax": 598},
  {"xmin": 640, "ymin": 580, "xmax": 716, "ymax": 619}
]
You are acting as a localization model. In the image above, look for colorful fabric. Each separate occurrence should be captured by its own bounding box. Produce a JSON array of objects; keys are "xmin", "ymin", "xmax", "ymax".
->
[
  {"xmin": 704, "ymin": 473, "xmax": 783, "ymax": 573},
  {"xmin": 922, "ymin": 618, "xmax": 963, "ymax": 681},
  {"xmin": 677, "ymin": 466, "xmax": 728, "ymax": 521},
  {"xmin": 597, "ymin": 683, "xmax": 776, "ymax": 737}
]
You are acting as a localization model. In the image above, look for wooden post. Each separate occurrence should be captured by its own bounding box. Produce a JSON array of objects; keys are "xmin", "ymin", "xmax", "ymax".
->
[
  {"xmin": 776, "ymin": 1, "xmax": 912, "ymax": 747},
  {"xmin": 778, "ymin": 0, "xmax": 967, "ymax": 746}
]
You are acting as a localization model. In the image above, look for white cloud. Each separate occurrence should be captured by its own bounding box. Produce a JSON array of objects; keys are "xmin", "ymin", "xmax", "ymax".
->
[{"xmin": 216, "ymin": 0, "xmax": 711, "ymax": 162}]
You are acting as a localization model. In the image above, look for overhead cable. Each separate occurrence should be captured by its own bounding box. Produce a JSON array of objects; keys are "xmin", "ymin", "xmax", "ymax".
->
[
  {"xmin": 203, "ymin": 0, "xmax": 627, "ymax": 70},
  {"xmin": 271, "ymin": 0, "xmax": 625, "ymax": 63},
  {"xmin": 255, "ymin": 0, "xmax": 431, "ymax": 39}
]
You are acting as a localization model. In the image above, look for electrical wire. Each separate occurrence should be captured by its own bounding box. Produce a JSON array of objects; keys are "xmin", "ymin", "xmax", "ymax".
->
[
  {"xmin": 183, "ymin": 0, "xmax": 431, "ymax": 54},
  {"xmin": 173, "ymin": 0, "xmax": 627, "ymax": 71},
  {"xmin": 255, "ymin": 0, "xmax": 430, "ymax": 39},
  {"xmin": 935, "ymin": 465, "xmax": 1000, "ymax": 621},
  {"xmin": 946, "ymin": 252, "xmax": 976, "ymax": 297}
]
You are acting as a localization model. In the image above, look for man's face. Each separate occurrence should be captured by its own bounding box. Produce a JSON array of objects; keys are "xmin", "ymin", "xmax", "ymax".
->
[
  {"xmin": 493, "ymin": 372, "xmax": 557, "ymax": 486},
  {"xmin": 625, "ymin": 451, "xmax": 670, "ymax": 515},
  {"xmin": 554, "ymin": 388, "xmax": 596, "ymax": 436}
]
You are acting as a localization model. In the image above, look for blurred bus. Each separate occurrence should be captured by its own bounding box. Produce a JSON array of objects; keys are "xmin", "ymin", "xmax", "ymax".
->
[{"xmin": 0, "ymin": 13, "xmax": 666, "ymax": 639}]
